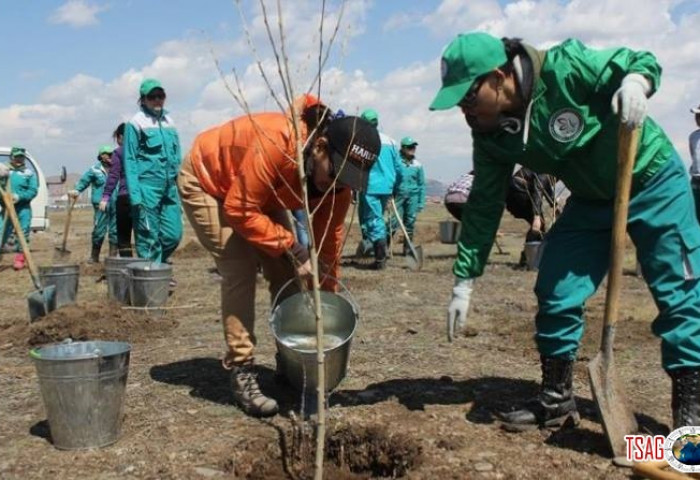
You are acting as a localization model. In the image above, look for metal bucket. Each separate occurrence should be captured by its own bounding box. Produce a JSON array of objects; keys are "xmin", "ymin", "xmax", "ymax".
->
[
  {"xmin": 104, "ymin": 257, "xmax": 140, "ymax": 304},
  {"xmin": 29, "ymin": 340, "xmax": 131, "ymax": 450},
  {"xmin": 39, "ymin": 264, "xmax": 80, "ymax": 309},
  {"xmin": 524, "ymin": 241, "xmax": 544, "ymax": 271},
  {"xmin": 439, "ymin": 221, "xmax": 461, "ymax": 244},
  {"xmin": 270, "ymin": 279, "xmax": 358, "ymax": 392},
  {"xmin": 127, "ymin": 262, "xmax": 172, "ymax": 309}
]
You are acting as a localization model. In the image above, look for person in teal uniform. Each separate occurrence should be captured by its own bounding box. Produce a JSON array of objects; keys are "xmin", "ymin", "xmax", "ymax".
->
[
  {"xmin": 0, "ymin": 147, "xmax": 38, "ymax": 270},
  {"xmin": 123, "ymin": 78, "xmax": 183, "ymax": 266},
  {"xmin": 389, "ymin": 136, "xmax": 426, "ymax": 255},
  {"xmin": 431, "ymin": 31, "xmax": 700, "ymax": 431},
  {"xmin": 69, "ymin": 145, "xmax": 118, "ymax": 262}
]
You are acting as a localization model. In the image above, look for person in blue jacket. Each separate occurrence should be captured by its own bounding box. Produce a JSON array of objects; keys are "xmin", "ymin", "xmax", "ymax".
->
[
  {"xmin": 357, "ymin": 108, "xmax": 402, "ymax": 269},
  {"xmin": 123, "ymin": 78, "xmax": 183, "ymax": 265},
  {"xmin": 0, "ymin": 147, "xmax": 38, "ymax": 271},
  {"xmin": 389, "ymin": 136, "xmax": 426, "ymax": 255},
  {"xmin": 69, "ymin": 145, "xmax": 118, "ymax": 263}
]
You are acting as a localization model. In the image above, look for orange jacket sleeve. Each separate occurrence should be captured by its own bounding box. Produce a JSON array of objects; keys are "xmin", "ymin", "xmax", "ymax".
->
[{"xmin": 222, "ymin": 127, "xmax": 299, "ymax": 258}]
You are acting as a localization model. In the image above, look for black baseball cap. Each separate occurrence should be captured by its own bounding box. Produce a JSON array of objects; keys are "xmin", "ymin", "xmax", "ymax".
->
[{"xmin": 325, "ymin": 116, "xmax": 380, "ymax": 192}]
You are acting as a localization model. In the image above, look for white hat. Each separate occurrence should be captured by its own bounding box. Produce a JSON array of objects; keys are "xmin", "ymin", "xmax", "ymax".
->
[{"xmin": 691, "ymin": 104, "xmax": 700, "ymax": 114}]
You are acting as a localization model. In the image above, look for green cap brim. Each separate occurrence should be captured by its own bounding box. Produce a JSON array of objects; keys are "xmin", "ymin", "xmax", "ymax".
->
[{"xmin": 429, "ymin": 81, "xmax": 472, "ymax": 111}]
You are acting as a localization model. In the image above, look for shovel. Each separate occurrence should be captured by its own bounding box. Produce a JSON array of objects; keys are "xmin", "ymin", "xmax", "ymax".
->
[
  {"xmin": 588, "ymin": 124, "xmax": 639, "ymax": 460},
  {"xmin": 389, "ymin": 198, "xmax": 423, "ymax": 271},
  {"xmin": 0, "ymin": 185, "xmax": 57, "ymax": 321},
  {"xmin": 55, "ymin": 194, "xmax": 77, "ymax": 259}
]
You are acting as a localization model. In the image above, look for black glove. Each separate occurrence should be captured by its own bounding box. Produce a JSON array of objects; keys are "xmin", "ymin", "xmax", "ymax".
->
[{"xmin": 289, "ymin": 242, "xmax": 310, "ymax": 265}]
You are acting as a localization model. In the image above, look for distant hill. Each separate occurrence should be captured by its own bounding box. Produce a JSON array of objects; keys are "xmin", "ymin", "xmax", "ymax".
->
[{"xmin": 425, "ymin": 179, "xmax": 447, "ymax": 197}]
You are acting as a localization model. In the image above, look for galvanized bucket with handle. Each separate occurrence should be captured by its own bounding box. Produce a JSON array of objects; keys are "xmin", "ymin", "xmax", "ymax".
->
[
  {"xmin": 29, "ymin": 339, "xmax": 131, "ymax": 450},
  {"xmin": 269, "ymin": 277, "xmax": 359, "ymax": 393}
]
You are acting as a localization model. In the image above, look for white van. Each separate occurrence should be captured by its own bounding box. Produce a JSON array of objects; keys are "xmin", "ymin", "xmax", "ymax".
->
[{"xmin": 0, "ymin": 147, "xmax": 66, "ymax": 231}]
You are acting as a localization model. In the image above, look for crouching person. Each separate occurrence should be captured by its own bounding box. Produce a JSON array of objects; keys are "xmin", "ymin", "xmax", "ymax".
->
[{"xmin": 178, "ymin": 100, "xmax": 379, "ymax": 417}]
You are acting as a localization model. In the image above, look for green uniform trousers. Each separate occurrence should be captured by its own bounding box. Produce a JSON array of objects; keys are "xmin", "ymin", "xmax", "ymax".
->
[
  {"xmin": 132, "ymin": 181, "xmax": 182, "ymax": 263},
  {"xmin": 535, "ymin": 153, "xmax": 700, "ymax": 370},
  {"xmin": 91, "ymin": 202, "xmax": 117, "ymax": 248}
]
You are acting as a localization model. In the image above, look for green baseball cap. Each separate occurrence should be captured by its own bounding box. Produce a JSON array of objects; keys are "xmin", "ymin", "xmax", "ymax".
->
[
  {"xmin": 401, "ymin": 136, "xmax": 418, "ymax": 147},
  {"xmin": 98, "ymin": 145, "xmax": 114, "ymax": 156},
  {"xmin": 360, "ymin": 108, "xmax": 379, "ymax": 127},
  {"xmin": 139, "ymin": 78, "xmax": 163, "ymax": 96},
  {"xmin": 10, "ymin": 146, "xmax": 26, "ymax": 158},
  {"xmin": 429, "ymin": 32, "xmax": 507, "ymax": 111}
]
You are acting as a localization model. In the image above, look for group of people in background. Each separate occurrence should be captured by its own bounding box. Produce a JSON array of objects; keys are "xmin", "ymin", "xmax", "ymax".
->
[{"xmin": 355, "ymin": 108, "xmax": 427, "ymax": 269}]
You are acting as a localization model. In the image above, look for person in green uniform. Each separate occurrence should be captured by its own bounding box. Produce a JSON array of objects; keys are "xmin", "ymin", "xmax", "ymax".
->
[
  {"xmin": 0, "ymin": 147, "xmax": 38, "ymax": 270},
  {"xmin": 431, "ymin": 32, "xmax": 700, "ymax": 431},
  {"xmin": 69, "ymin": 145, "xmax": 118, "ymax": 262},
  {"xmin": 123, "ymin": 78, "xmax": 183, "ymax": 265},
  {"xmin": 389, "ymin": 136, "xmax": 426, "ymax": 255}
]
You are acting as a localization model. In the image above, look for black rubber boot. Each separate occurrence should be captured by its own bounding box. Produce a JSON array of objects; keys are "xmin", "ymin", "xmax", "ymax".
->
[
  {"xmin": 372, "ymin": 239, "xmax": 387, "ymax": 270},
  {"xmin": 88, "ymin": 244, "xmax": 102, "ymax": 264},
  {"xmin": 669, "ymin": 368, "xmax": 700, "ymax": 429},
  {"xmin": 499, "ymin": 355, "xmax": 580, "ymax": 432},
  {"xmin": 108, "ymin": 243, "xmax": 119, "ymax": 257}
]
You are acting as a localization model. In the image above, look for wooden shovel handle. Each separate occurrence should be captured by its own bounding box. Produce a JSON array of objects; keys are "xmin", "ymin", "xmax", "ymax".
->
[
  {"xmin": 602, "ymin": 125, "xmax": 639, "ymax": 341},
  {"xmin": 61, "ymin": 195, "xmax": 77, "ymax": 251},
  {"xmin": 633, "ymin": 460, "xmax": 698, "ymax": 480},
  {"xmin": 0, "ymin": 185, "xmax": 42, "ymax": 289}
]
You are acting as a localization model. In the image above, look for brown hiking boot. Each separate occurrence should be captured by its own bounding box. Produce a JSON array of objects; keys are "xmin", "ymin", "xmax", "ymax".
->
[{"xmin": 231, "ymin": 362, "xmax": 279, "ymax": 417}]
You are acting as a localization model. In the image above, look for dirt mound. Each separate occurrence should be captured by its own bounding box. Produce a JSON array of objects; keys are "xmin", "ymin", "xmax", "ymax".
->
[
  {"xmin": 1, "ymin": 302, "xmax": 178, "ymax": 351},
  {"xmin": 228, "ymin": 423, "xmax": 422, "ymax": 479},
  {"xmin": 173, "ymin": 240, "xmax": 208, "ymax": 260}
]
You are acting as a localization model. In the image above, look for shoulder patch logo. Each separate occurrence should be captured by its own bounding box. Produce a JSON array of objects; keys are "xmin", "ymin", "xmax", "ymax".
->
[{"xmin": 548, "ymin": 108, "xmax": 584, "ymax": 143}]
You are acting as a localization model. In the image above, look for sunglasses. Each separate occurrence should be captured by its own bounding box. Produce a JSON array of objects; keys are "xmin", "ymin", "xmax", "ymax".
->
[
  {"xmin": 146, "ymin": 92, "xmax": 166, "ymax": 101},
  {"xmin": 458, "ymin": 75, "xmax": 488, "ymax": 110}
]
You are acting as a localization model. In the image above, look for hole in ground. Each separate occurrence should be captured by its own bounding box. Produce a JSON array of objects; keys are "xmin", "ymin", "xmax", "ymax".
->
[{"xmin": 223, "ymin": 423, "xmax": 422, "ymax": 479}]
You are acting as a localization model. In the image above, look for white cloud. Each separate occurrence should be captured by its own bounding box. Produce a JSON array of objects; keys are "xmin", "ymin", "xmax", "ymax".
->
[
  {"xmin": 5, "ymin": 0, "xmax": 700, "ymax": 183},
  {"xmin": 49, "ymin": 0, "xmax": 108, "ymax": 28}
]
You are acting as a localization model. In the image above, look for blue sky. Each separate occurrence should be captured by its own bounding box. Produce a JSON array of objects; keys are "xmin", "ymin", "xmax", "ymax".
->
[{"xmin": 2, "ymin": 0, "xmax": 700, "ymax": 182}]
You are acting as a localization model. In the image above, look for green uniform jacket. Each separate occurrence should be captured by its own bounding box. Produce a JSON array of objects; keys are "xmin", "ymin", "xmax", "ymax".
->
[
  {"xmin": 75, "ymin": 161, "xmax": 108, "ymax": 205},
  {"xmin": 395, "ymin": 157, "xmax": 426, "ymax": 209},
  {"xmin": 123, "ymin": 107, "xmax": 181, "ymax": 207},
  {"xmin": 5, "ymin": 163, "xmax": 38, "ymax": 204},
  {"xmin": 456, "ymin": 39, "xmax": 673, "ymax": 279}
]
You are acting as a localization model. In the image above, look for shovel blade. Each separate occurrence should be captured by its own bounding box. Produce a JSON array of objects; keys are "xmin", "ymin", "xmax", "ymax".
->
[
  {"xmin": 27, "ymin": 285, "xmax": 57, "ymax": 322},
  {"xmin": 405, "ymin": 245, "xmax": 423, "ymax": 271},
  {"xmin": 588, "ymin": 352, "xmax": 638, "ymax": 458},
  {"xmin": 54, "ymin": 247, "xmax": 71, "ymax": 260}
]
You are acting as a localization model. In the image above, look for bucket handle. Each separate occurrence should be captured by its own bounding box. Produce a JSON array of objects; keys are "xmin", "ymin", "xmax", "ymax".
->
[{"xmin": 270, "ymin": 276, "xmax": 359, "ymax": 321}]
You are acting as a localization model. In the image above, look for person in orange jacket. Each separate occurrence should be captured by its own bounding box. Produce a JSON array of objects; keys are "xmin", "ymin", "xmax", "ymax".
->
[{"xmin": 178, "ymin": 98, "xmax": 380, "ymax": 417}]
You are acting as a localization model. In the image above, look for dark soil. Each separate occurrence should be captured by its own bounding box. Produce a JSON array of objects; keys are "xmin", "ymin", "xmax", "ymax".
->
[{"xmin": 1, "ymin": 301, "xmax": 178, "ymax": 352}]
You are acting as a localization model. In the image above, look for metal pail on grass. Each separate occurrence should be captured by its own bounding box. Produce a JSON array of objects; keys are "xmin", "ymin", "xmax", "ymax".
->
[
  {"xmin": 39, "ymin": 264, "xmax": 80, "ymax": 309},
  {"xmin": 270, "ymin": 279, "xmax": 358, "ymax": 392},
  {"xmin": 127, "ymin": 262, "xmax": 172, "ymax": 309},
  {"xmin": 439, "ymin": 221, "xmax": 461, "ymax": 244},
  {"xmin": 29, "ymin": 340, "xmax": 131, "ymax": 450},
  {"xmin": 105, "ymin": 257, "xmax": 141, "ymax": 304}
]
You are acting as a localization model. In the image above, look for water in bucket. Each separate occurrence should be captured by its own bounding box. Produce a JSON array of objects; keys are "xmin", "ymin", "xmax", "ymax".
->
[
  {"xmin": 270, "ymin": 289, "xmax": 357, "ymax": 393},
  {"xmin": 279, "ymin": 333, "xmax": 345, "ymax": 353}
]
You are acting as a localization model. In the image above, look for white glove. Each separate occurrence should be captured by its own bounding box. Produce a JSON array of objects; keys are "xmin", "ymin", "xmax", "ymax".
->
[
  {"xmin": 447, "ymin": 277, "xmax": 474, "ymax": 342},
  {"xmin": 12, "ymin": 194, "xmax": 19, "ymax": 203},
  {"xmin": 98, "ymin": 200, "xmax": 108, "ymax": 212},
  {"xmin": 0, "ymin": 164, "xmax": 9, "ymax": 178},
  {"xmin": 68, "ymin": 190, "xmax": 79, "ymax": 198},
  {"xmin": 611, "ymin": 73, "xmax": 651, "ymax": 128}
]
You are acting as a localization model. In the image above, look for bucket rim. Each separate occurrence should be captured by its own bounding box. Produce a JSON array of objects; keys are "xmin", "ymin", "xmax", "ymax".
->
[
  {"xmin": 125, "ymin": 261, "xmax": 172, "ymax": 272},
  {"xmin": 29, "ymin": 340, "xmax": 132, "ymax": 361},
  {"xmin": 38, "ymin": 263, "xmax": 81, "ymax": 271},
  {"xmin": 269, "ymin": 291, "xmax": 358, "ymax": 354}
]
